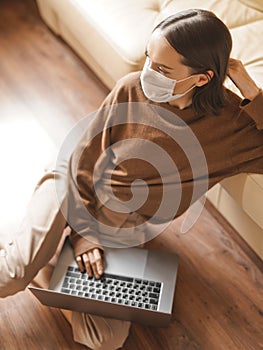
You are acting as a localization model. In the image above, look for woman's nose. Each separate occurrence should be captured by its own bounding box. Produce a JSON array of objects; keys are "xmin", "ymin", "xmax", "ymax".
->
[{"xmin": 146, "ymin": 57, "xmax": 156, "ymax": 71}]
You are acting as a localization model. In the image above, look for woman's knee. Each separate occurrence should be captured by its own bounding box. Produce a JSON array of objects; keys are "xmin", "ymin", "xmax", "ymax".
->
[
  {"xmin": 0, "ymin": 208, "xmax": 67, "ymax": 298},
  {"xmin": 0, "ymin": 164, "xmax": 68, "ymax": 298},
  {"xmin": 0, "ymin": 245, "xmax": 29, "ymax": 297},
  {"xmin": 71, "ymin": 312, "xmax": 131, "ymax": 349}
]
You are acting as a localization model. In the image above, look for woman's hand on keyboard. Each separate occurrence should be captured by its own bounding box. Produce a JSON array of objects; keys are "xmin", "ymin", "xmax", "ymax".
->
[{"xmin": 76, "ymin": 248, "xmax": 104, "ymax": 279}]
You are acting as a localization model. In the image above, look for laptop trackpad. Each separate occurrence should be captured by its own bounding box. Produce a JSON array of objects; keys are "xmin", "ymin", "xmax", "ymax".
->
[{"xmin": 105, "ymin": 248, "xmax": 148, "ymax": 278}]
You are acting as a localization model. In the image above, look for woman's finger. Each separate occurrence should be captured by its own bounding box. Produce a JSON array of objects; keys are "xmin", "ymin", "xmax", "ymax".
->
[
  {"xmin": 93, "ymin": 248, "xmax": 104, "ymax": 276},
  {"xmin": 75, "ymin": 255, "xmax": 84, "ymax": 273},
  {"xmin": 82, "ymin": 253, "xmax": 92, "ymax": 278},
  {"xmin": 88, "ymin": 250, "xmax": 101, "ymax": 279}
]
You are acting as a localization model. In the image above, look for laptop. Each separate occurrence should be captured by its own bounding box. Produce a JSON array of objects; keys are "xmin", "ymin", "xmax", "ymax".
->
[{"xmin": 29, "ymin": 238, "xmax": 179, "ymax": 327}]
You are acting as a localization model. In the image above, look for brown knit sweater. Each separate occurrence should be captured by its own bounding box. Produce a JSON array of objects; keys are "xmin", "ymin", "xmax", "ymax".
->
[{"xmin": 67, "ymin": 72, "xmax": 263, "ymax": 256}]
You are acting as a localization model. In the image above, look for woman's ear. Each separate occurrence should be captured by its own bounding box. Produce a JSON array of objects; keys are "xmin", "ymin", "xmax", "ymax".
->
[{"xmin": 195, "ymin": 70, "xmax": 214, "ymax": 87}]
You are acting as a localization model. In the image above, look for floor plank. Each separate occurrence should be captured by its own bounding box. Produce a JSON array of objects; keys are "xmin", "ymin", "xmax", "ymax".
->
[
  {"xmin": 0, "ymin": 290, "xmax": 87, "ymax": 349},
  {"xmin": 0, "ymin": 1, "xmax": 262, "ymax": 349}
]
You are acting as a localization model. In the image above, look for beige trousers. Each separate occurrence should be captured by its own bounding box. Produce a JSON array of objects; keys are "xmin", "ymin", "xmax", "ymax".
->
[{"xmin": 0, "ymin": 163, "xmax": 130, "ymax": 349}]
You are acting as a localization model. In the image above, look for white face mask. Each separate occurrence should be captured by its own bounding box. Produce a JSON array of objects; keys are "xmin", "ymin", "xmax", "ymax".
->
[{"xmin": 140, "ymin": 57, "xmax": 196, "ymax": 103}]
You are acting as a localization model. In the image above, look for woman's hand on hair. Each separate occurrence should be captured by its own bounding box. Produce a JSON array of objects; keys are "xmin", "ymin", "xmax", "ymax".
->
[{"xmin": 227, "ymin": 58, "xmax": 261, "ymax": 101}]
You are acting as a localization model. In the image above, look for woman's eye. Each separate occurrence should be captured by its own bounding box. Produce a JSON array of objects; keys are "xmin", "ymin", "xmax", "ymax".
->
[{"xmin": 157, "ymin": 66, "xmax": 169, "ymax": 74}]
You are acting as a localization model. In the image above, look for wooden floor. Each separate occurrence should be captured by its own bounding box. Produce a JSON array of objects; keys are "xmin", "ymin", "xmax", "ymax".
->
[{"xmin": 0, "ymin": 0, "xmax": 262, "ymax": 349}]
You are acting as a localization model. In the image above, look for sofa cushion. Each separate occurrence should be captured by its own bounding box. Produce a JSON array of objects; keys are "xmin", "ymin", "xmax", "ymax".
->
[
  {"xmin": 221, "ymin": 174, "xmax": 263, "ymax": 230},
  {"xmin": 238, "ymin": 0, "xmax": 263, "ymax": 12},
  {"xmin": 242, "ymin": 175, "xmax": 263, "ymax": 229},
  {"xmin": 224, "ymin": 19, "xmax": 263, "ymax": 97}
]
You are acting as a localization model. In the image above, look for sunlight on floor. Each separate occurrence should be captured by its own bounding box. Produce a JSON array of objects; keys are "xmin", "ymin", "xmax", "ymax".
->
[{"xmin": 0, "ymin": 116, "xmax": 57, "ymax": 236}]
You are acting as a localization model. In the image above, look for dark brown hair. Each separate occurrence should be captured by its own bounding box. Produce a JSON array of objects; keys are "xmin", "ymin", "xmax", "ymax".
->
[{"xmin": 154, "ymin": 9, "xmax": 232, "ymax": 115}]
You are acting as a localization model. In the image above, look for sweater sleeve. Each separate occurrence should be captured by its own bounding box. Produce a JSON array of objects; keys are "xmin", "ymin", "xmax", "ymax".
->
[
  {"xmin": 240, "ymin": 89, "xmax": 263, "ymax": 130},
  {"xmin": 230, "ymin": 89, "xmax": 263, "ymax": 175},
  {"xmin": 67, "ymin": 79, "xmax": 130, "ymax": 257}
]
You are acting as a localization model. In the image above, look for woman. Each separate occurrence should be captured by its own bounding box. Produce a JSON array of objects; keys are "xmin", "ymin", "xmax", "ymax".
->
[
  {"xmin": 68, "ymin": 8, "xmax": 262, "ymax": 282},
  {"xmin": 1, "ymin": 9, "xmax": 262, "ymax": 350}
]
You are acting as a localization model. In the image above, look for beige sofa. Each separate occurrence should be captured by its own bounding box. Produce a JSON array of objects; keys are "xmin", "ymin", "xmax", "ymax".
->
[{"xmin": 36, "ymin": 0, "xmax": 263, "ymax": 258}]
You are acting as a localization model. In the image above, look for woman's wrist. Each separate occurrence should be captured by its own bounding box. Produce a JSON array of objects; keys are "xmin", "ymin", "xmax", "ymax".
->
[{"xmin": 244, "ymin": 85, "xmax": 261, "ymax": 101}]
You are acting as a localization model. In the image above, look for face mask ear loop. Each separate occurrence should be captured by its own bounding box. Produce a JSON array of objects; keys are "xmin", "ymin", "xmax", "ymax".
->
[
  {"xmin": 176, "ymin": 74, "xmax": 195, "ymax": 84},
  {"xmin": 182, "ymin": 83, "xmax": 196, "ymax": 94},
  {"xmin": 170, "ymin": 83, "xmax": 196, "ymax": 101}
]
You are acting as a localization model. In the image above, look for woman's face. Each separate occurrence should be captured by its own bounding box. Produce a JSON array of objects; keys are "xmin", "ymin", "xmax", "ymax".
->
[{"xmin": 145, "ymin": 30, "xmax": 200, "ymax": 104}]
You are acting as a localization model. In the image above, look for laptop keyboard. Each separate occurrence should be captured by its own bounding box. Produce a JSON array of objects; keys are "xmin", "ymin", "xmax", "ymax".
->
[{"xmin": 61, "ymin": 266, "xmax": 162, "ymax": 311}]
